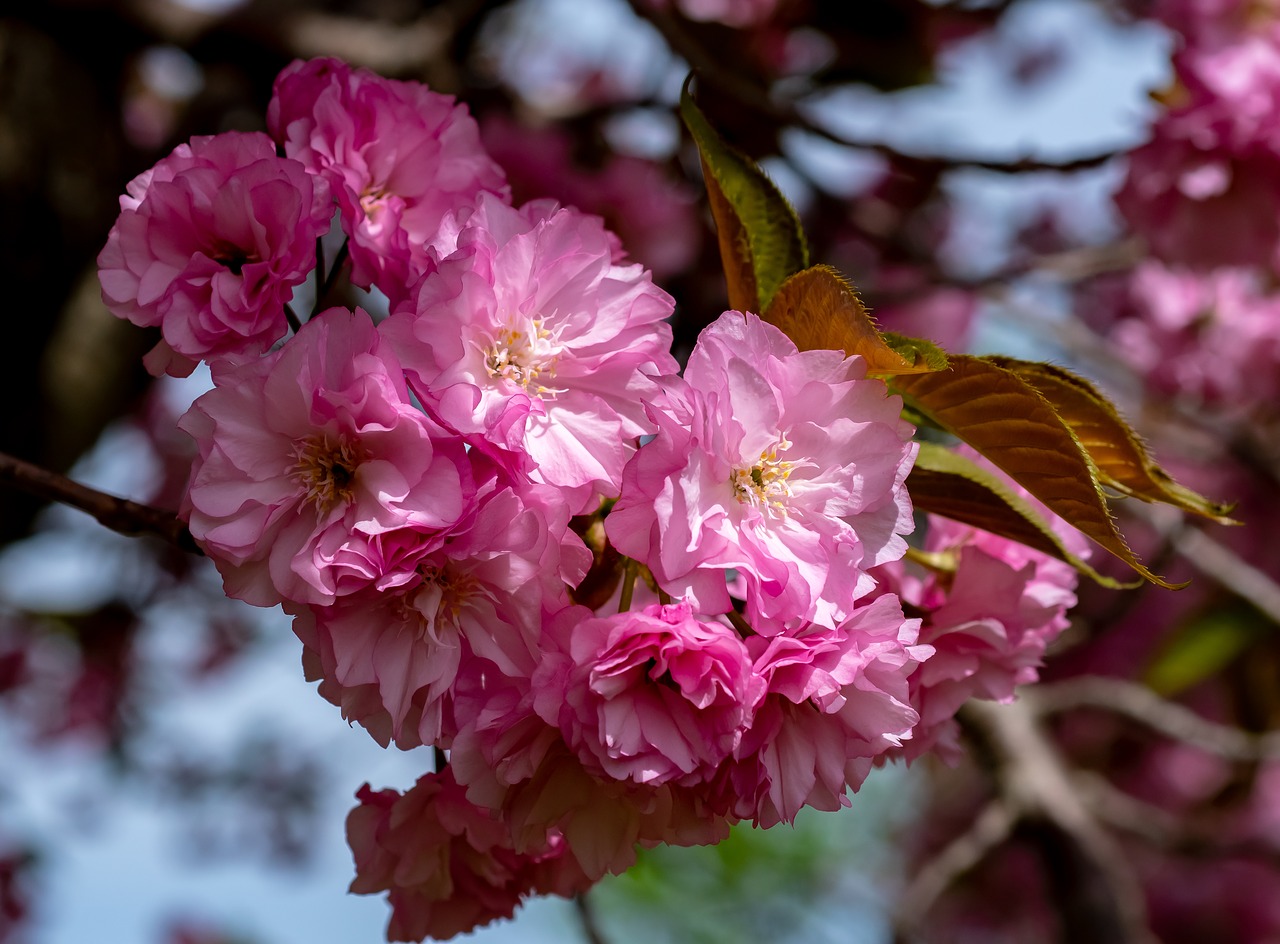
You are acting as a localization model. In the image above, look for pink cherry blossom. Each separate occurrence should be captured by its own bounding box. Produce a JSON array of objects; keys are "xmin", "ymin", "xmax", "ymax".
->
[
  {"xmin": 535, "ymin": 601, "xmax": 764, "ymax": 787},
  {"xmin": 268, "ymin": 57, "xmax": 508, "ymax": 301},
  {"xmin": 714, "ymin": 593, "xmax": 927, "ymax": 827},
  {"xmin": 1080, "ymin": 259, "xmax": 1280, "ymax": 412},
  {"xmin": 1115, "ymin": 13, "xmax": 1280, "ymax": 269},
  {"xmin": 382, "ymin": 194, "xmax": 680, "ymax": 514},
  {"xmin": 347, "ymin": 768, "xmax": 591, "ymax": 943},
  {"xmin": 97, "ymin": 131, "xmax": 331, "ymax": 376},
  {"xmin": 293, "ymin": 477, "xmax": 588, "ymax": 749},
  {"xmin": 875, "ymin": 446, "xmax": 1089, "ymax": 763},
  {"xmin": 607, "ymin": 310, "xmax": 917, "ymax": 631},
  {"xmin": 178, "ymin": 307, "xmax": 474, "ymax": 608},
  {"xmin": 449, "ymin": 638, "xmax": 734, "ymax": 880}
]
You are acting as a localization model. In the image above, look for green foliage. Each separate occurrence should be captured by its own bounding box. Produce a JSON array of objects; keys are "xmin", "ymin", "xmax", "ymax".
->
[
  {"xmin": 1145, "ymin": 599, "xmax": 1271, "ymax": 696},
  {"xmin": 591, "ymin": 766, "xmax": 916, "ymax": 944},
  {"xmin": 680, "ymin": 81, "xmax": 808, "ymax": 314}
]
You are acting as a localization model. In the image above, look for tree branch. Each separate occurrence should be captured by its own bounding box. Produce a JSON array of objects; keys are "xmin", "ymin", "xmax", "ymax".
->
[
  {"xmin": 1028, "ymin": 677, "xmax": 1280, "ymax": 763},
  {"xmin": 622, "ymin": 0, "xmax": 1123, "ymax": 175},
  {"xmin": 893, "ymin": 798, "xmax": 1016, "ymax": 942},
  {"xmin": 0, "ymin": 450, "xmax": 199, "ymax": 554},
  {"xmin": 959, "ymin": 699, "xmax": 1158, "ymax": 944}
]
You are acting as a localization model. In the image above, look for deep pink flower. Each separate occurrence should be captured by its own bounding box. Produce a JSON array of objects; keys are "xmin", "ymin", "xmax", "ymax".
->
[
  {"xmin": 382, "ymin": 194, "xmax": 679, "ymax": 513},
  {"xmin": 714, "ymin": 593, "xmax": 926, "ymax": 827},
  {"xmin": 347, "ymin": 768, "xmax": 591, "ymax": 943},
  {"xmin": 268, "ymin": 57, "xmax": 508, "ymax": 301},
  {"xmin": 607, "ymin": 310, "xmax": 917, "ymax": 631},
  {"xmin": 98, "ymin": 131, "xmax": 331, "ymax": 376},
  {"xmin": 293, "ymin": 477, "xmax": 588, "ymax": 749},
  {"xmin": 178, "ymin": 307, "xmax": 474, "ymax": 608},
  {"xmin": 535, "ymin": 601, "xmax": 764, "ymax": 787},
  {"xmin": 449, "ymin": 639, "xmax": 734, "ymax": 880}
]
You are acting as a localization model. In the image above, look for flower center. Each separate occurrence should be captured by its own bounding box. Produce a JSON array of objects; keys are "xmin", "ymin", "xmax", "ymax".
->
[
  {"xmin": 360, "ymin": 184, "xmax": 392, "ymax": 221},
  {"xmin": 410, "ymin": 565, "xmax": 483, "ymax": 640},
  {"xmin": 484, "ymin": 317, "xmax": 566, "ymax": 398},
  {"xmin": 208, "ymin": 240, "xmax": 257, "ymax": 275},
  {"xmin": 731, "ymin": 438, "xmax": 796, "ymax": 516},
  {"xmin": 289, "ymin": 435, "xmax": 364, "ymax": 512}
]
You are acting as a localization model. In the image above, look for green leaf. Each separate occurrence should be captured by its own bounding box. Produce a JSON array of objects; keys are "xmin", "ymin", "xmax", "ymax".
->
[
  {"xmin": 1144, "ymin": 601, "xmax": 1265, "ymax": 695},
  {"xmin": 987, "ymin": 357, "xmax": 1237, "ymax": 524},
  {"xmin": 909, "ymin": 442, "xmax": 1133, "ymax": 588},
  {"xmin": 763, "ymin": 265, "xmax": 947, "ymax": 375},
  {"xmin": 891, "ymin": 355, "xmax": 1183, "ymax": 589},
  {"xmin": 680, "ymin": 77, "xmax": 808, "ymax": 314}
]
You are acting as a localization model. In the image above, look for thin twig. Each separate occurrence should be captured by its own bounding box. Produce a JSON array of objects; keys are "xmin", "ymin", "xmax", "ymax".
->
[
  {"xmin": 960, "ymin": 699, "xmax": 1158, "ymax": 944},
  {"xmin": 893, "ymin": 799, "xmax": 1016, "ymax": 941},
  {"xmin": 1028, "ymin": 677, "xmax": 1280, "ymax": 763},
  {"xmin": 622, "ymin": 0, "xmax": 1123, "ymax": 175},
  {"xmin": 1076, "ymin": 769, "xmax": 1280, "ymax": 865},
  {"xmin": 574, "ymin": 891, "xmax": 609, "ymax": 944},
  {"xmin": 284, "ymin": 303, "xmax": 303, "ymax": 335},
  {"xmin": 0, "ymin": 450, "xmax": 199, "ymax": 554}
]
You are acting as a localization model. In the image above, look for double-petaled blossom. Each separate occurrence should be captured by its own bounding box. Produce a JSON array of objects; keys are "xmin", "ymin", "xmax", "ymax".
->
[
  {"xmin": 607, "ymin": 310, "xmax": 917, "ymax": 631},
  {"xmin": 293, "ymin": 474, "xmax": 590, "ymax": 750},
  {"xmin": 714, "ymin": 593, "xmax": 927, "ymax": 827},
  {"xmin": 1079, "ymin": 260, "xmax": 1280, "ymax": 412},
  {"xmin": 179, "ymin": 307, "xmax": 474, "ymax": 608},
  {"xmin": 534, "ymin": 601, "xmax": 764, "ymax": 787},
  {"xmin": 268, "ymin": 57, "xmax": 509, "ymax": 301},
  {"xmin": 874, "ymin": 446, "xmax": 1089, "ymax": 763},
  {"xmin": 382, "ymin": 194, "xmax": 680, "ymax": 514},
  {"xmin": 347, "ymin": 768, "xmax": 591, "ymax": 943},
  {"xmin": 97, "ymin": 131, "xmax": 332, "ymax": 376},
  {"xmin": 1116, "ymin": 4, "xmax": 1280, "ymax": 269}
]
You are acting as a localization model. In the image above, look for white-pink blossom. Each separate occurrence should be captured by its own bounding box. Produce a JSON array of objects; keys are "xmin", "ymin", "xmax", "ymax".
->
[
  {"xmin": 98, "ymin": 131, "xmax": 331, "ymax": 376},
  {"xmin": 607, "ymin": 310, "xmax": 917, "ymax": 631}
]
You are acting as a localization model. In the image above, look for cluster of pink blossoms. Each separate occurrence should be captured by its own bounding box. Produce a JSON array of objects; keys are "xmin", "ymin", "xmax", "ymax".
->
[
  {"xmin": 1117, "ymin": 0, "xmax": 1280, "ymax": 269},
  {"xmin": 97, "ymin": 56, "xmax": 1086, "ymax": 941}
]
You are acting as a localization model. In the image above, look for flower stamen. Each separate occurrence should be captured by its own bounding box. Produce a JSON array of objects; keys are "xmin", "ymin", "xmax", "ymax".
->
[
  {"xmin": 483, "ymin": 316, "xmax": 567, "ymax": 398},
  {"xmin": 289, "ymin": 434, "xmax": 364, "ymax": 512},
  {"xmin": 731, "ymin": 437, "xmax": 797, "ymax": 516}
]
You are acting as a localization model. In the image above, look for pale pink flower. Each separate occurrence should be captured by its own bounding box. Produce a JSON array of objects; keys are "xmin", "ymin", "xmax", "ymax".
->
[
  {"xmin": 714, "ymin": 593, "xmax": 926, "ymax": 827},
  {"xmin": 97, "ymin": 131, "xmax": 331, "ymax": 376},
  {"xmin": 607, "ymin": 310, "xmax": 917, "ymax": 631},
  {"xmin": 875, "ymin": 446, "xmax": 1088, "ymax": 763},
  {"xmin": 268, "ymin": 57, "xmax": 508, "ymax": 301},
  {"xmin": 347, "ymin": 768, "xmax": 591, "ymax": 943},
  {"xmin": 535, "ymin": 601, "xmax": 764, "ymax": 787},
  {"xmin": 178, "ymin": 307, "xmax": 474, "ymax": 608},
  {"xmin": 382, "ymin": 194, "xmax": 680, "ymax": 514}
]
